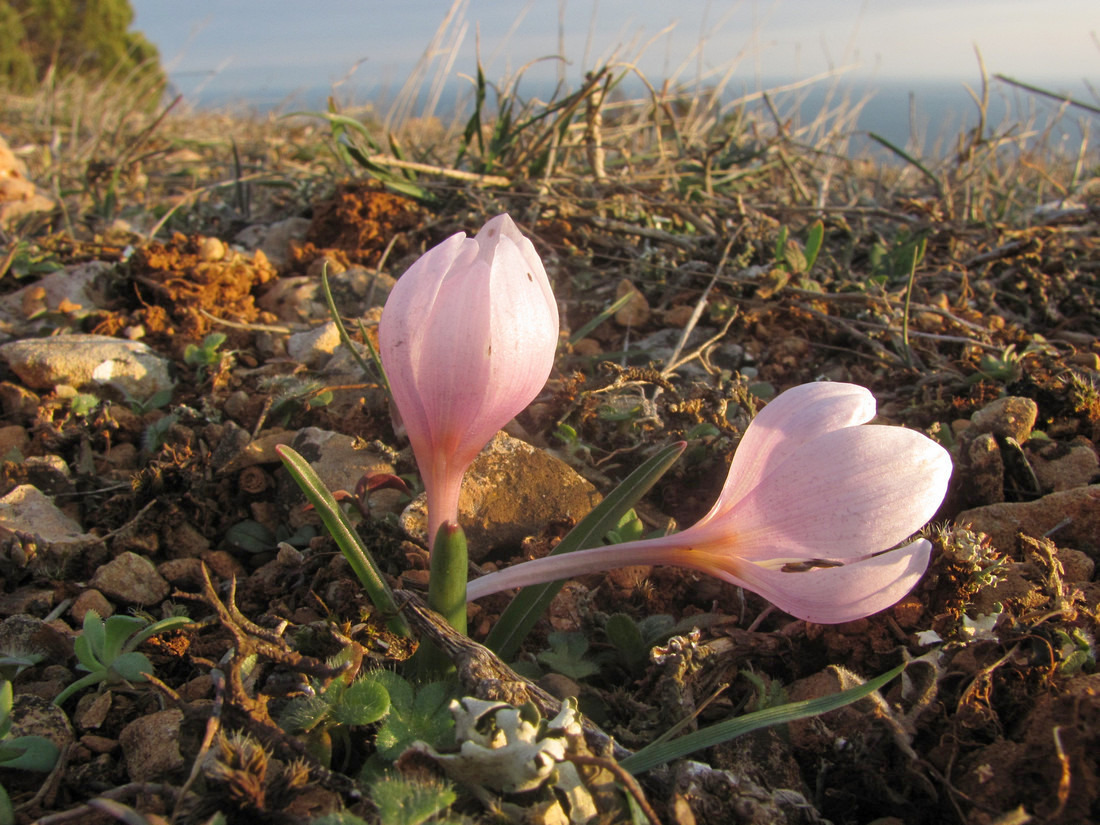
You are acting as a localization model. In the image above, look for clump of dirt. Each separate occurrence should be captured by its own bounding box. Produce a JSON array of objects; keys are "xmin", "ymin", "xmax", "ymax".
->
[
  {"xmin": 105, "ymin": 232, "xmax": 279, "ymax": 357},
  {"xmin": 290, "ymin": 180, "xmax": 424, "ymax": 270}
]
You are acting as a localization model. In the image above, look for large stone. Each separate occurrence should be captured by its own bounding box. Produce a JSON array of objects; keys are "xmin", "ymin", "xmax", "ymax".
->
[
  {"xmin": 0, "ymin": 135, "xmax": 55, "ymax": 228},
  {"xmin": 119, "ymin": 709, "xmax": 186, "ymax": 781},
  {"xmin": 970, "ymin": 396, "xmax": 1038, "ymax": 443},
  {"xmin": 400, "ymin": 432, "xmax": 602, "ymax": 560},
  {"xmin": 0, "ymin": 334, "xmax": 174, "ymax": 398},
  {"xmin": 0, "ymin": 484, "xmax": 94, "ymax": 547},
  {"xmin": 0, "ymin": 261, "xmax": 112, "ymax": 330},
  {"xmin": 89, "ymin": 552, "xmax": 170, "ymax": 606},
  {"xmin": 955, "ymin": 484, "xmax": 1100, "ymax": 559},
  {"xmin": 287, "ymin": 427, "xmax": 395, "ymax": 493}
]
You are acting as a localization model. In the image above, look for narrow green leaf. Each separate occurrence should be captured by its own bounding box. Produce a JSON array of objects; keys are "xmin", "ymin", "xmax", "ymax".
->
[
  {"xmin": 276, "ymin": 445, "xmax": 409, "ymax": 636},
  {"xmin": 803, "ymin": 220, "xmax": 825, "ymax": 271},
  {"xmin": 484, "ymin": 442, "xmax": 685, "ymax": 660},
  {"xmin": 620, "ymin": 663, "xmax": 905, "ymax": 774},
  {"xmin": 124, "ymin": 615, "xmax": 193, "ymax": 653},
  {"xmin": 320, "ymin": 268, "xmax": 381, "ymax": 388},
  {"xmin": 568, "ymin": 290, "xmax": 637, "ymax": 345}
]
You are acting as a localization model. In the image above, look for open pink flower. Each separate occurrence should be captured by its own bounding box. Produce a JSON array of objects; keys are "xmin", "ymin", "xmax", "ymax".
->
[
  {"xmin": 379, "ymin": 214, "xmax": 558, "ymax": 546},
  {"xmin": 466, "ymin": 382, "xmax": 953, "ymax": 624}
]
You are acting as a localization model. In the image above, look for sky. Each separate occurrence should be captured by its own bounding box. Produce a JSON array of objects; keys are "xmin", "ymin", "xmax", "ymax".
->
[{"xmin": 131, "ymin": 0, "xmax": 1098, "ymax": 109}]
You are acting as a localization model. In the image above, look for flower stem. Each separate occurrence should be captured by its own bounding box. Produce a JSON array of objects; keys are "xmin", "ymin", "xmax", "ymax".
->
[{"xmin": 467, "ymin": 539, "xmax": 683, "ymax": 601}]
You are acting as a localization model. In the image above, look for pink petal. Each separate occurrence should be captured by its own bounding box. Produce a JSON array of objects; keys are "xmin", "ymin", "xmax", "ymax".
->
[
  {"xmin": 702, "ymin": 424, "xmax": 951, "ymax": 561},
  {"xmin": 704, "ymin": 383, "xmax": 877, "ymax": 524},
  {"xmin": 715, "ymin": 539, "xmax": 933, "ymax": 623}
]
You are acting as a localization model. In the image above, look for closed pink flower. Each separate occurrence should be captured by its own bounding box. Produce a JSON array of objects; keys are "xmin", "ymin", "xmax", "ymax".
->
[
  {"xmin": 379, "ymin": 214, "xmax": 558, "ymax": 546},
  {"xmin": 466, "ymin": 382, "xmax": 953, "ymax": 624}
]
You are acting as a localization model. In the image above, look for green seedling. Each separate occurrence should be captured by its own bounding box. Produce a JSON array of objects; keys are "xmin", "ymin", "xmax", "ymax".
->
[
  {"xmin": 53, "ymin": 611, "xmax": 192, "ymax": 705},
  {"xmin": 223, "ymin": 520, "xmax": 316, "ymax": 556},
  {"xmin": 141, "ymin": 410, "xmax": 181, "ymax": 452},
  {"xmin": 2, "ymin": 679, "xmax": 61, "ymax": 825},
  {"xmin": 605, "ymin": 613, "xmax": 723, "ymax": 674},
  {"xmin": 69, "ymin": 393, "xmax": 101, "ymax": 417},
  {"xmin": 315, "ymin": 774, "xmax": 468, "ymax": 825},
  {"xmin": 1054, "ymin": 627, "xmax": 1095, "ymax": 675},
  {"xmin": 364, "ymin": 671, "xmax": 454, "ymax": 769},
  {"xmin": 758, "ymin": 220, "xmax": 825, "ymax": 298},
  {"xmin": 868, "ymin": 229, "xmax": 927, "ymax": 285},
  {"xmin": 183, "ymin": 331, "xmax": 231, "ymax": 380},
  {"xmin": 536, "ymin": 631, "xmax": 600, "ymax": 681},
  {"xmin": 279, "ymin": 666, "xmax": 391, "ymax": 769}
]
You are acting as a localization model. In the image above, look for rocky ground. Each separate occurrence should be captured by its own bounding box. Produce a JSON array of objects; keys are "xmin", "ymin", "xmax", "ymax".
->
[{"xmin": 0, "ymin": 96, "xmax": 1098, "ymax": 825}]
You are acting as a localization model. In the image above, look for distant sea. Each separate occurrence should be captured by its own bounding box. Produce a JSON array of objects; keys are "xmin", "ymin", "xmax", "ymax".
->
[{"xmin": 172, "ymin": 72, "xmax": 1091, "ymax": 162}]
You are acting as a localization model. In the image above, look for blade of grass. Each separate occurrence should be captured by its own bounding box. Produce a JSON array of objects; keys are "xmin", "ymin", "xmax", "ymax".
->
[
  {"xmin": 568, "ymin": 291, "xmax": 637, "ymax": 345},
  {"xmin": 868, "ymin": 132, "xmax": 944, "ymax": 199},
  {"xmin": 484, "ymin": 441, "xmax": 686, "ymax": 660},
  {"xmin": 620, "ymin": 663, "xmax": 905, "ymax": 774},
  {"xmin": 276, "ymin": 445, "xmax": 409, "ymax": 636}
]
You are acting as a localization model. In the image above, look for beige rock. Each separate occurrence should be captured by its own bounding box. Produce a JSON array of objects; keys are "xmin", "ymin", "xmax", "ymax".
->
[
  {"xmin": 0, "ymin": 135, "xmax": 55, "ymax": 228},
  {"xmin": 89, "ymin": 552, "xmax": 170, "ymax": 606},
  {"xmin": 956, "ymin": 484, "xmax": 1100, "ymax": 559},
  {"xmin": 287, "ymin": 427, "xmax": 395, "ymax": 493},
  {"xmin": 287, "ymin": 321, "xmax": 342, "ymax": 368},
  {"xmin": 1026, "ymin": 439, "xmax": 1099, "ymax": 492},
  {"xmin": 0, "ymin": 484, "xmax": 94, "ymax": 547},
  {"xmin": 0, "ymin": 334, "xmax": 174, "ymax": 398},
  {"xmin": 614, "ymin": 278, "xmax": 650, "ymax": 327},
  {"xmin": 400, "ymin": 432, "xmax": 602, "ymax": 560},
  {"xmin": 70, "ymin": 589, "xmax": 114, "ymax": 623},
  {"xmin": 119, "ymin": 709, "xmax": 186, "ymax": 781},
  {"xmin": 970, "ymin": 396, "xmax": 1038, "ymax": 443}
]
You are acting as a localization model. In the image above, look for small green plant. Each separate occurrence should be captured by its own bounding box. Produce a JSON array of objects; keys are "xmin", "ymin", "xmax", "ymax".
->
[
  {"xmin": 183, "ymin": 332, "xmax": 231, "ymax": 380},
  {"xmin": 1, "ymin": 679, "xmax": 61, "ymax": 825},
  {"xmin": 868, "ymin": 229, "xmax": 927, "ymax": 285},
  {"xmin": 757, "ymin": 220, "xmax": 825, "ymax": 298},
  {"xmin": 53, "ymin": 611, "xmax": 192, "ymax": 705},
  {"xmin": 604, "ymin": 613, "xmax": 676, "ymax": 672},
  {"xmin": 123, "ymin": 388, "xmax": 173, "ymax": 415},
  {"xmin": 69, "ymin": 393, "xmax": 101, "ymax": 417},
  {"xmin": 279, "ymin": 665, "xmax": 390, "ymax": 769},
  {"xmin": 223, "ymin": 520, "xmax": 316, "ymax": 556},
  {"xmin": 1054, "ymin": 627, "xmax": 1095, "ymax": 675},
  {"xmin": 536, "ymin": 631, "xmax": 600, "ymax": 681},
  {"xmin": 141, "ymin": 410, "xmax": 181, "ymax": 452},
  {"xmin": 366, "ymin": 671, "xmax": 454, "ymax": 767},
  {"xmin": 315, "ymin": 774, "xmax": 468, "ymax": 825}
]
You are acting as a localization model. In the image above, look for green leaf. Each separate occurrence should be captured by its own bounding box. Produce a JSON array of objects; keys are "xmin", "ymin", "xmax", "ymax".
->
[
  {"xmin": 275, "ymin": 446, "xmax": 409, "ymax": 636},
  {"xmin": 371, "ymin": 673, "xmax": 453, "ymax": 761},
  {"xmin": 224, "ymin": 520, "xmax": 276, "ymax": 554},
  {"xmin": 605, "ymin": 614, "xmax": 648, "ymax": 669},
  {"xmin": 0, "ymin": 735, "xmax": 59, "ymax": 772},
  {"xmin": 109, "ymin": 651, "xmax": 153, "ymax": 683},
  {"xmin": 101, "ymin": 615, "xmax": 147, "ymax": 663},
  {"xmin": 124, "ymin": 615, "xmax": 192, "ymax": 653},
  {"xmin": 485, "ymin": 442, "xmax": 686, "ymax": 661},
  {"xmin": 803, "ymin": 220, "xmax": 825, "ymax": 271},
  {"xmin": 73, "ymin": 634, "xmax": 103, "ymax": 673},
  {"xmin": 332, "ymin": 677, "xmax": 391, "ymax": 727},
  {"xmin": 370, "ymin": 774, "xmax": 458, "ymax": 825},
  {"xmin": 537, "ymin": 631, "xmax": 600, "ymax": 681},
  {"xmin": 82, "ymin": 611, "xmax": 106, "ymax": 662},
  {"xmin": 620, "ymin": 663, "xmax": 905, "ymax": 774}
]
